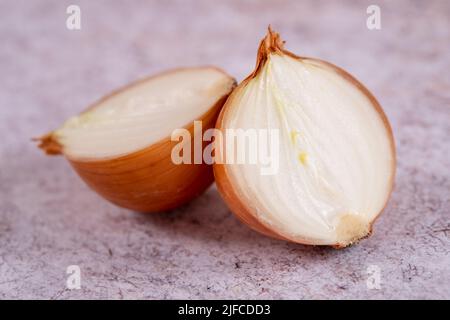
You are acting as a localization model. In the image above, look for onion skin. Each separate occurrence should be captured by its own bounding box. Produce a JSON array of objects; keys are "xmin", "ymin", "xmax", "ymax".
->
[
  {"xmin": 37, "ymin": 68, "xmax": 236, "ymax": 212},
  {"xmin": 213, "ymin": 28, "xmax": 396, "ymax": 247}
]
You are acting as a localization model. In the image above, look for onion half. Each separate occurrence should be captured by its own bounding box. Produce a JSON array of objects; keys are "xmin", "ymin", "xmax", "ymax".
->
[
  {"xmin": 214, "ymin": 28, "xmax": 396, "ymax": 247},
  {"xmin": 37, "ymin": 67, "xmax": 236, "ymax": 212}
]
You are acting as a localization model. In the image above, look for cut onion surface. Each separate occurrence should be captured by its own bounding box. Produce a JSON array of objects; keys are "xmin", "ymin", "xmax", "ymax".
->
[{"xmin": 214, "ymin": 28, "xmax": 395, "ymax": 247}]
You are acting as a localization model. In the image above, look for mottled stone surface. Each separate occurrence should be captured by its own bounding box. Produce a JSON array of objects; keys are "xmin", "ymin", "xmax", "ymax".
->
[{"xmin": 0, "ymin": 0, "xmax": 449, "ymax": 299}]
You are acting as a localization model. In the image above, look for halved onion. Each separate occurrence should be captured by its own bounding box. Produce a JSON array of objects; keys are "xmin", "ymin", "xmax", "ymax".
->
[
  {"xmin": 37, "ymin": 67, "xmax": 236, "ymax": 212},
  {"xmin": 214, "ymin": 28, "xmax": 396, "ymax": 247}
]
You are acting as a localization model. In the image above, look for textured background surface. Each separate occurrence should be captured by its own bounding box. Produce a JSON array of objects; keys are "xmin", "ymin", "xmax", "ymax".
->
[{"xmin": 0, "ymin": 0, "xmax": 449, "ymax": 299}]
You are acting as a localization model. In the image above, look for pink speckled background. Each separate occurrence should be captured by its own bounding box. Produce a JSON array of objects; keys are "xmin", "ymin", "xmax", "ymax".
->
[{"xmin": 0, "ymin": 0, "xmax": 449, "ymax": 299}]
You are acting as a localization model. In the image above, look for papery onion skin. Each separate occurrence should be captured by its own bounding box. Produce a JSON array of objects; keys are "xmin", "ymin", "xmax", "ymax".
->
[
  {"xmin": 37, "ymin": 67, "xmax": 236, "ymax": 212},
  {"xmin": 213, "ymin": 28, "xmax": 396, "ymax": 248}
]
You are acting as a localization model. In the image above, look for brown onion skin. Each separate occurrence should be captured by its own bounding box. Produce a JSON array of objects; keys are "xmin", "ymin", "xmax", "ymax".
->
[
  {"xmin": 37, "ymin": 67, "xmax": 236, "ymax": 213},
  {"xmin": 213, "ymin": 28, "xmax": 396, "ymax": 247}
]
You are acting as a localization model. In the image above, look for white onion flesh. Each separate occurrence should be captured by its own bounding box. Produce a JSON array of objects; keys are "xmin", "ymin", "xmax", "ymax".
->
[
  {"xmin": 55, "ymin": 68, "xmax": 235, "ymax": 160},
  {"xmin": 221, "ymin": 53, "xmax": 394, "ymax": 246}
]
